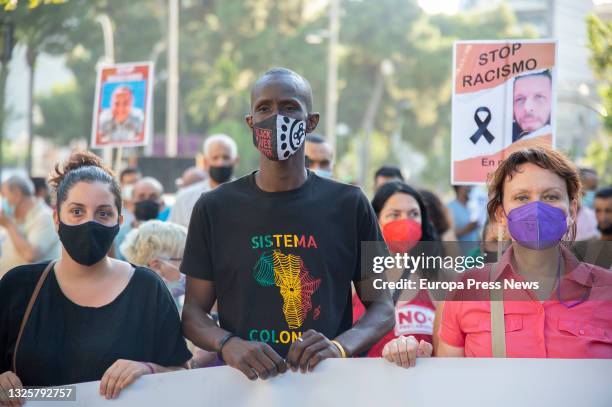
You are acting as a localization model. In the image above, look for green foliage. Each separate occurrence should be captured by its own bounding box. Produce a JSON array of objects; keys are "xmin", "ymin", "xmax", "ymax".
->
[
  {"xmin": 34, "ymin": 81, "xmax": 85, "ymax": 143},
  {"xmin": 584, "ymin": 14, "xmax": 612, "ymax": 185},
  {"xmin": 5, "ymin": 0, "xmax": 537, "ymax": 189},
  {"xmin": 586, "ymin": 14, "xmax": 611, "ymax": 132},
  {"xmin": 583, "ymin": 139, "xmax": 612, "ymax": 186}
]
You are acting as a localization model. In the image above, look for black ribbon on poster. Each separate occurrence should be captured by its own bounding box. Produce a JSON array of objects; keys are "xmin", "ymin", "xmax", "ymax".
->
[{"xmin": 470, "ymin": 106, "xmax": 494, "ymax": 144}]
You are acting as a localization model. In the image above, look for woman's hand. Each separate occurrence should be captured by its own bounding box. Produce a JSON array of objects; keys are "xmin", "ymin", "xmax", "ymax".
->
[
  {"xmin": 0, "ymin": 371, "xmax": 24, "ymax": 407},
  {"xmin": 99, "ymin": 359, "xmax": 151, "ymax": 400},
  {"xmin": 382, "ymin": 335, "xmax": 433, "ymax": 368}
]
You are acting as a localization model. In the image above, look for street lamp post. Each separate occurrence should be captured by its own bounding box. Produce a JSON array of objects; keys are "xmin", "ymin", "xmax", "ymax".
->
[
  {"xmin": 325, "ymin": 0, "xmax": 340, "ymax": 154},
  {"xmin": 0, "ymin": 18, "xmax": 14, "ymax": 182},
  {"xmin": 358, "ymin": 60, "xmax": 393, "ymax": 190},
  {"xmin": 165, "ymin": 0, "xmax": 179, "ymax": 158},
  {"xmin": 95, "ymin": 14, "xmax": 114, "ymax": 166}
]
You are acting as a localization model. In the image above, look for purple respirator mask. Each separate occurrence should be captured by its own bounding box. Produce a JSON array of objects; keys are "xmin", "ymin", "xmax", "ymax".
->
[{"xmin": 505, "ymin": 201, "xmax": 568, "ymax": 250}]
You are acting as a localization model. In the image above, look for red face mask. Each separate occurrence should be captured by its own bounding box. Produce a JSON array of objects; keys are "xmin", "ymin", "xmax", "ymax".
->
[{"xmin": 382, "ymin": 218, "xmax": 423, "ymax": 254}]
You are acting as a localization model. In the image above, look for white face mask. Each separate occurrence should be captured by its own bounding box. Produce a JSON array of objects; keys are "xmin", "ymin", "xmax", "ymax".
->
[
  {"xmin": 313, "ymin": 168, "xmax": 333, "ymax": 178},
  {"xmin": 122, "ymin": 184, "xmax": 134, "ymax": 201}
]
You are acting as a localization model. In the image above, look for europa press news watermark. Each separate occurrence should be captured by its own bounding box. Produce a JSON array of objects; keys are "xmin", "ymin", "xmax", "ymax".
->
[{"xmin": 359, "ymin": 241, "xmax": 611, "ymax": 302}]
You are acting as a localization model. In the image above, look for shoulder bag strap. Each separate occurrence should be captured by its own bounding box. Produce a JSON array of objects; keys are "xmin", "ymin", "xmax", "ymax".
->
[
  {"xmin": 12, "ymin": 261, "xmax": 56, "ymax": 374},
  {"xmin": 489, "ymin": 263, "xmax": 506, "ymax": 358}
]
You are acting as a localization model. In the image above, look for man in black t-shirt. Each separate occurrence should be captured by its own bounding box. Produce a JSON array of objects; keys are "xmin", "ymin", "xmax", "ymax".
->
[{"xmin": 181, "ymin": 67, "xmax": 394, "ymax": 381}]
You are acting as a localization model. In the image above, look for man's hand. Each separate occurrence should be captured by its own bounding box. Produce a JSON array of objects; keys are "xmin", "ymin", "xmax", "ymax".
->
[
  {"xmin": 99, "ymin": 359, "xmax": 150, "ymax": 400},
  {"xmin": 0, "ymin": 212, "xmax": 12, "ymax": 229},
  {"xmin": 0, "ymin": 371, "xmax": 24, "ymax": 407},
  {"xmin": 382, "ymin": 335, "xmax": 432, "ymax": 368},
  {"xmin": 220, "ymin": 337, "xmax": 287, "ymax": 380},
  {"xmin": 286, "ymin": 330, "xmax": 342, "ymax": 373}
]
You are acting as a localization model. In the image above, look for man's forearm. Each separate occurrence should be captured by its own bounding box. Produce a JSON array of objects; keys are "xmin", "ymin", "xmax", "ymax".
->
[
  {"xmin": 6, "ymin": 224, "xmax": 38, "ymax": 262},
  {"xmin": 455, "ymin": 221, "xmax": 476, "ymax": 238},
  {"xmin": 182, "ymin": 304, "xmax": 231, "ymax": 353},
  {"xmin": 334, "ymin": 300, "xmax": 394, "ymax": 357}
]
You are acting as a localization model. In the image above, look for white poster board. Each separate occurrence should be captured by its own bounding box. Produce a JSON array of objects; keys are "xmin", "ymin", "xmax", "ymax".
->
[
  {"xmin": 451, "ymin": 40, "xmax": 557, "ymax": 184},
  {"xmin": 32, "ymin": 358, "xmax": 612, "ymax": 407},
  {"xmin": 91, "ymin": 62, "xmax": 154, "ymax": 149}
]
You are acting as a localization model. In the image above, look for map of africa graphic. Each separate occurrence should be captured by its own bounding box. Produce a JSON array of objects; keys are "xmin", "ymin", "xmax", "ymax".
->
[{"xmin": 253, "ymin": 250, "xmax": 321, "ymax": 329}]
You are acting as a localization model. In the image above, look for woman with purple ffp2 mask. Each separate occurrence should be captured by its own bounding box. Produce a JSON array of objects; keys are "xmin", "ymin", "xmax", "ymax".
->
[{"xmin": 430, "ymin": 146, "xmax": 612, "ymax": 359}]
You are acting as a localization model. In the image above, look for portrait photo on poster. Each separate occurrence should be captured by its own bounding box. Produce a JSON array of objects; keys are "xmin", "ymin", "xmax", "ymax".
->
[
  {"xmin": 90, "ymin": 62, "xmax": 154, "ymax": 149},
  {"xmin": 511, "ymin": 69, "xmax": 553, "ymax": 142},
  {"xmin": 98, "ymin": 82, "xmax": 145, "ymax": 143}
]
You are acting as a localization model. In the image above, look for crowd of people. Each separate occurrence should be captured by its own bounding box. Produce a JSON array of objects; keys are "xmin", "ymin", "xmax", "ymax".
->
[{"xmin": 0, "ymin": 67, "xmax": 610, "ymax": 404}]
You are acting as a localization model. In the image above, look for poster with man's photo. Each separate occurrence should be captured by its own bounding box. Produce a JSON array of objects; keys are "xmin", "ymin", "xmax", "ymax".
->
[
  {"xmin": 451, "ymin": 40, "xmax": 557, "ymax": 184},
  {"xmin": 91, "ymin": 62, "xmax": 154, "ymax": 148}
]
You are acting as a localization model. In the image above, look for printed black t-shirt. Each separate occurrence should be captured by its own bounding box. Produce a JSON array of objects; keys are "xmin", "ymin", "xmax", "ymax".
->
[{"xmin": 181, "ymin": 170, "xmax": 387, "ymax": 357}]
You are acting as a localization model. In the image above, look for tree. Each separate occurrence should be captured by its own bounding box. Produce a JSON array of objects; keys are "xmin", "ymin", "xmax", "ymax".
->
[
  {"xmin": 335, "ymin": 2, "xmax": 530, "ymax": 192},
  {"xmin": 177, "ymin": 0, "xmax": 327, "ymax": 174},
  {"xmin": 21, "ymin": 0, "xmax": 162, "ymax": 150},
  {"xmin": 7, "ymin": 0, "xmax": 533, "ymax": 188},
  {"xmin": 584, "ymin": 14, "xmax": 611, "ymax": 184},
  {"xmin": 6, "ymin": 0, "xmax": 89, "ymax": 173},
  {"xmin": 34, "ymin": 81, "xmax": 84, "ymax": 144}
]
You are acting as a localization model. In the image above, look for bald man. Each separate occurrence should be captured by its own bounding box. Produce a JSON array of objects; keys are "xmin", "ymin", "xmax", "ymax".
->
[{"xmin": 181, "ymin": 68, "xmax": 394, "ymax": 381}]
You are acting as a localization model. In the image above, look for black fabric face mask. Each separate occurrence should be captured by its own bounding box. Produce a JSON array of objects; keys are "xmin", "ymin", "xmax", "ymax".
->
[
  {"xmin": 483, "ymin": 251, "xmax": 498, "ymax": 263},
  {"xmin": 598, "ymin": 224, "xmax": 612, "ymax": 235},
  {"xmin": 59, "ymin": 221, "xmax": 120, "ymax": 266},
  {"xmin": 209, "ymin": 165, "xmax": 233, "ymax": 184},
  {"xmin": 134, "ymin": 199, "xmax": 160, "ymax": 221}
]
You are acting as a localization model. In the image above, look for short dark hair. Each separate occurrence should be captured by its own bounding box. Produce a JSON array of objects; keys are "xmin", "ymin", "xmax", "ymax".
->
[
  {"xmin": 120, "ymin": 167, "xmax": 141, "ymax": 183},
  {"xmin": 579, "ymin": 167, "xmax": 597, "ymax": 179},
  {"xmin": 452, "ymin": 185, "xmax": 470, "ymax": 193},
  {"xmin": 596, "ymin": 186, "xmax": 612, "ymax": 199},
  {"xmin": 374, "ymin": 166, "xmax": 404, "ymax": 181},
  {"xmin": 306, "ymin": 134, "xmax": 326, "ymax": 144},
  {"xmin": 30, "ymin": 177, "xmax": 48, "ymax": 193}
]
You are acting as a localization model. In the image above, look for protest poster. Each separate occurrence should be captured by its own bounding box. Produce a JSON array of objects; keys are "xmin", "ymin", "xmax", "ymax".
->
[
  {"xmin": 451, "ymin": 40, "xmax": 557, "ymax": 184},
  {"xmin": 91, "ymin": 62, "xmax": 154, "ymax": 149},
  {"xmin": 31, "ymin": 358, "xmax": 612, "ymax": 407}
]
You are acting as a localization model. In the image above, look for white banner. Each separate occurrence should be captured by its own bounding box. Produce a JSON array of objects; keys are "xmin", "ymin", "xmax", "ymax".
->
[{"xmin": 32, "ymin": 358, "xmax": 612, "ymax": 406}]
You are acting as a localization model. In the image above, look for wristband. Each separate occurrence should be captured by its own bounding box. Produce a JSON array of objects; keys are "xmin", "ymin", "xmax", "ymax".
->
[
  {"xmin": 142, "ymin": 362, "xmax": 155, "ymax": 374},
  {"xmin": 330, "ymin": 340, "xmax": 347, "ymax": 358},
  {"xmin": 217, "ymin": 333, "xmax": 237, "ymax": 359}
]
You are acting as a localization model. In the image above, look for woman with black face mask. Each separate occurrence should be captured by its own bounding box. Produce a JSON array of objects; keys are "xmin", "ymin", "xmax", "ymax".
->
[{"xmin": 0, "ymin": 152, "xmax": 191, "ymax": 404}]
